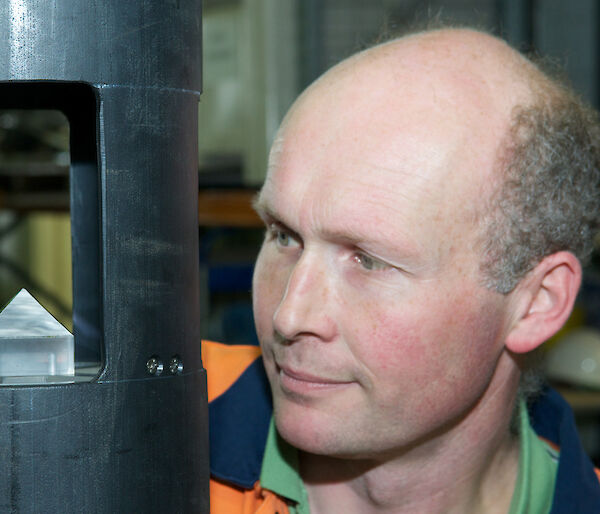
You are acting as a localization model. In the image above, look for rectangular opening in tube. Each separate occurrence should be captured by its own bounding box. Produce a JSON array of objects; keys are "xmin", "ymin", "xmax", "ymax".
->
[{"xmin": 0, "ymin": 82, "xmax": 101, "ymax": 384}]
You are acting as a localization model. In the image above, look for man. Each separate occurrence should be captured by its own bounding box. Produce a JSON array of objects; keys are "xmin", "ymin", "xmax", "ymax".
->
[{"xmin": 204, "ymin": 27, "xmax": 600, "ymax": 513}]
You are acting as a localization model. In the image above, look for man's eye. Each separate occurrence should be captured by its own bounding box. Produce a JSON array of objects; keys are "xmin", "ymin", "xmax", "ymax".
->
[
  {"xmin": 269, "ymin": 225, "xmax": 300, "ymax": 248},
  {"xmin": 354, "ymin": 253, "xmax": 389, "ymax": 271},
  {"xmin": 277, "ymin": 230, "xmax": 292, "ymax": 247}
]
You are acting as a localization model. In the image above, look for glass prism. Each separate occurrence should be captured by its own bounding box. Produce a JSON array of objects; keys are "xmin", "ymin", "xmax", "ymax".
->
[{"xmin": 0, "ymin": 289, "xmax": 74, "ymax": 381}]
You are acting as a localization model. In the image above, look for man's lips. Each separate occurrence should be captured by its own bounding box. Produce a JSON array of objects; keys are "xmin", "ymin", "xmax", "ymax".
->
[{"xmin": 276, "ymin": 364, "xmax": 354, "ymax": 393}]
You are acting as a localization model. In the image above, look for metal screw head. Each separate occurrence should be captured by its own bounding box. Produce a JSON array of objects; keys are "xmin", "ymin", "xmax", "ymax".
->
[
  {"xmin": 169, "ymin": 355, "xmax": 183, "ymax": 375},
  {"xmin": 146, "ymin": 356, "xmax": 163, "ymax": 376}
]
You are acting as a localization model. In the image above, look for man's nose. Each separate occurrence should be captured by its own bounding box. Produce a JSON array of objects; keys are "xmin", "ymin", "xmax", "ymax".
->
[{"xmin": 272, "ymin": 252, "xmax": 337, "ymax": 343}]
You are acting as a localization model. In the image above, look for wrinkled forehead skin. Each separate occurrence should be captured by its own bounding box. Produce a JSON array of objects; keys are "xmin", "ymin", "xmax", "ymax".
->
[{"xmin": 260, "ymin": 29, "xmax": 540, "ymax": 240}]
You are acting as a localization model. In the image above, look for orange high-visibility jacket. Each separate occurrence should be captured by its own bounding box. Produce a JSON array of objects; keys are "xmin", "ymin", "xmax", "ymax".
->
[
  {"xmin": 203, "ymin": 341, "xmax": 290, "ymax": 514},
  {"xmin": 202, "ymin": 340, "xmax": 600, "ymax": 514}
]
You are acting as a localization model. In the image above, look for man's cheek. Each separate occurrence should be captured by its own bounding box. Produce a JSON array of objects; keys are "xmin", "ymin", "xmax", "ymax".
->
[
  {"xmin": 359, "ymin": 309, "xmax": 427, "ymax": 368},
  {"xmin": 357, "ymin": 311, "xmax": 454, "ymax": 388}
]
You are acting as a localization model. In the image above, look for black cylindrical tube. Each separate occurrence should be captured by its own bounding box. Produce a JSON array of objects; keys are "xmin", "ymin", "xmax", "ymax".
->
[{"xmin": 0, "ymin": 1, "xmax": 207, "ymax": 511}]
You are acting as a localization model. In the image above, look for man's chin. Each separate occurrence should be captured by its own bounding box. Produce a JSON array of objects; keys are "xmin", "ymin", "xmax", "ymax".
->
[
  {"xmin": 274, "ymin": 404, "xmax": 333, "ymax": 452},
  {"xmin": 273, "ymin": 403, "xmax": 364, "ymax": 458}
]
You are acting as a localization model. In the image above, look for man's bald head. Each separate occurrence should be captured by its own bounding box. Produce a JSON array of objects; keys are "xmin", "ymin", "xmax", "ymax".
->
[
  {"xmin": 268, "ymin": 28, "xmax": 600, "ymax": 294},
  {"xmin": 286, "ymin": 28, "xmax": 542, "ymax": 135}
]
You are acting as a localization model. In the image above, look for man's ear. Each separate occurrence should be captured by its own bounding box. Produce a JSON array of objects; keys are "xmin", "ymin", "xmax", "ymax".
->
[{"xmin": 504, "ymin": 251, "xmax": 582, "ymax": 354}]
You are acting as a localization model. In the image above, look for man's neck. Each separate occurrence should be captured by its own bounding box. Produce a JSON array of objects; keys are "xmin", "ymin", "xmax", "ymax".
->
[
  {"xmin": 299, "ymin": 367, "xmax": 521, "ymax": 514},
  {"xmin": 300, "ymin": 430, "xmax": 519, "ymax": 514}
]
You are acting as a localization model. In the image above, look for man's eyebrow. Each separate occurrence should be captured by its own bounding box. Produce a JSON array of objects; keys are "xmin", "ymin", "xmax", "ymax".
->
[
  {"xmin": 252, "ymin": 195, "xmax": 280, "ymax": 224},
  {"xmin": 320, "ymin": 223, "xmax": 425, "ymax": 262},
  {"xmin": 319, "ymin": 227, "xmax": 388, "ymax": 251}
]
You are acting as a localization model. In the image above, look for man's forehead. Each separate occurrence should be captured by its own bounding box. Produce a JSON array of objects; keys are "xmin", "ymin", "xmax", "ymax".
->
[
  {"xmin": 260, "ymin": 30, "xmax": 540, "ymax": 246},
  {"xmin": 265, "ymin": 89, "xmax": 499, "ymax": 208}
]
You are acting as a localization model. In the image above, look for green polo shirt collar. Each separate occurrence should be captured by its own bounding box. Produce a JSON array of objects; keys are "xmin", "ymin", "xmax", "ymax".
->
[
  {"xmin": 259, "ymin": 419, "xmax": 309, "ymax": 514},
  {"xmin": 508, "ymin": 398, "xmax": 559, "ymax": 513}
]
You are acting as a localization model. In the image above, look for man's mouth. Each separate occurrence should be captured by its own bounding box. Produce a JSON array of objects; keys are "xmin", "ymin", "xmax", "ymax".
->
[{"xmin": 276, "ymin": 364, "xmax": 354, "ymax": 394}]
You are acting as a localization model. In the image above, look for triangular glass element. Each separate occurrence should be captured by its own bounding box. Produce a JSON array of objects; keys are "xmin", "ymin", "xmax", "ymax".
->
[
  {"xmin": 0, "ymin": 289, "xmax": 74, "ymax": 383},
  {"xmin": 0, "ymin": 289, "xmax": 72, "ymax": 338}
]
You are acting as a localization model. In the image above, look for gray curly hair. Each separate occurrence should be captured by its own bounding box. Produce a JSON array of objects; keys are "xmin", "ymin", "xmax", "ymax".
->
[{"xmin": 482, "ymin": 86, "xmax": 600, "ymax": 295}]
